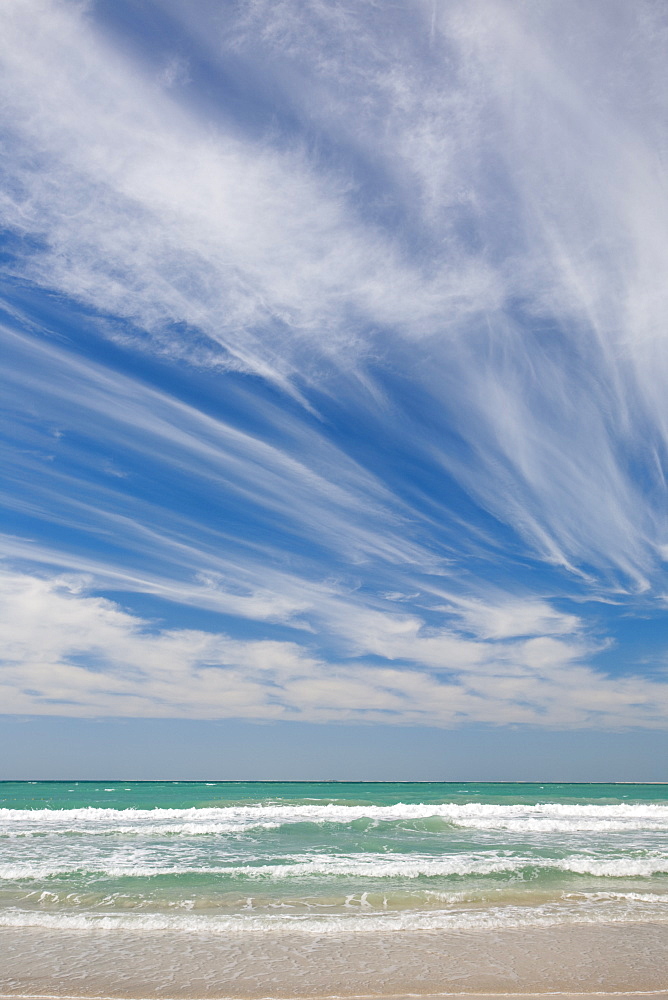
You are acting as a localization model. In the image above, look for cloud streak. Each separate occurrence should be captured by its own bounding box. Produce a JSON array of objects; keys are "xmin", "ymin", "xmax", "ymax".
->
[
  {"xmin": 2, "ymin": 569, "xmax": 666, "ymax": 728},
  {"xmin": 1, "ymin": 0, "xmax": 668, "ymax": 729}
]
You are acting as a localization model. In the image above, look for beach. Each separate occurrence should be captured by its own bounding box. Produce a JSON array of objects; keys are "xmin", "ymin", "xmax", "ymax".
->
[
  {"xmin": 1, "ymin": 782, "xmax": 667, "ymax": 998},
  {"xmin": 3, "ymin": 0, "xmax": 668, "ymax": 994},
  {"xmin": 2, "ymin": 922, "xmax": 668, "ymax": 998}
]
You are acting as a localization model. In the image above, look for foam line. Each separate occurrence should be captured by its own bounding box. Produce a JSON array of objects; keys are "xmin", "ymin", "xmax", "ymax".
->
[
  {"xmin": 1, "ymin": 896, "xmax": 668, "ymax": 934},
  {"xmin": 2, "ymin": 803, "xmax": 668, "ymax": 836},
  {"xmin": 2, "ymin": 854, "xmax": 668, "ymax": 880}
]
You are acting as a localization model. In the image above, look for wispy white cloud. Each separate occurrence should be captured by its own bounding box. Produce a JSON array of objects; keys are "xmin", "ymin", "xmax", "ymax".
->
[
  {"xmin": 209, "ymin": 0, "xmax": 668, "ymax": 587},
  {"xmin": 1, "ymin": 322, "xmax": 445, "ymax": 572},
  {"xmin": 0, "ymin": 0, "xmax": 498, "ymax": 392},
  {"xmin": 2, "ymin": 0, "xmax": 667, "ymax": 588},
  {"xmin": 0, "ymin": 568, "xmax": 665, "ymax": 727},
  {"xmin": 429, "ymin": 591, "xmax": 582, "ymax": 641},
  {"xmin": 1, "ymin": 0, "xmax": 668, "ymax": 731}
]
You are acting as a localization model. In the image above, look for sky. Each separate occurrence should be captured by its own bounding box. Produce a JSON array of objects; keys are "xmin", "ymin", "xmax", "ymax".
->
[{"xmin": 1, "ymin": 0, "xmax": 668, "ymax": 780}]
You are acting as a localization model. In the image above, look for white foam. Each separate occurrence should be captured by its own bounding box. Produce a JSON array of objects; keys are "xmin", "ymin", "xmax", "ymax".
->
[
  {"xmin": 2, "ymin": 802, "xmax": 668, "ymax": 836},
  {"xmin": 1, "ymin": 893, "xmax": 667, "ymax": 935},
  {"xmin": 2, "ymin": 851, "xmax": 667, "ymax": 881},
  {"xmin": 557, "ymin": 855, "xmax": 668, "ymax": 877}
]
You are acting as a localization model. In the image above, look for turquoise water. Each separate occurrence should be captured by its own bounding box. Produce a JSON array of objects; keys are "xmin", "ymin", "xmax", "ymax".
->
[{"xmin": 1, "ymin": 781, "xmax": 667, "ymax": 935}]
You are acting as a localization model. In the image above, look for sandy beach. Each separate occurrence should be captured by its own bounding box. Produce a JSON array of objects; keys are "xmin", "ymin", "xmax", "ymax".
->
[
  {"xmin": 3, "ymin": 0, "xmax": 668, "ymax": 996},
  {"xmin": 2, "ymin": 923, "xmax": 667, "ymax": 1000},
  {"xmin": 2, "ymin": 995, "xmax": 667, "ymax": 1000},
  {"xmin": 2, "ymin": 786, "xmax": 667, "ymax": 1000}
]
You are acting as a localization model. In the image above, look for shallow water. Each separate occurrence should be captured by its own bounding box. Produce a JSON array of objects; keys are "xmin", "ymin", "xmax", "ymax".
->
[
  {"xmin": 1, "ymin": 781, "xmax": 667, "ymax": 935},
  {"xmin": 2, "ymin": 922, "xmax": 668, "ymax": 997},
  {"xmin": 2, "ymin": 783, "xmax": 668, "ymax": 997}
]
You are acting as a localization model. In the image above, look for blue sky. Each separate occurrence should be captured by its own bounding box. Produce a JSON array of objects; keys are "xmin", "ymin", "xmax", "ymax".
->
[{"xmin": 1, "ymin": 0, "xmax": 668, "ymax": 778}]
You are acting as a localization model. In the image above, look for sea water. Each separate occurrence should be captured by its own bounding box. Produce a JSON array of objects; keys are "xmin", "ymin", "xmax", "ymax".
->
[{"xmin": 1, "ymin": 780, "xmax": 667, "ymax": 939}]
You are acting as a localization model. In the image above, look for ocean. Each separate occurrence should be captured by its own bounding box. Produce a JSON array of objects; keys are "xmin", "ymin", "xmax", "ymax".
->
[{"xmin": 2, "ymin": 779, "xmax": 668, "ymax": 938}]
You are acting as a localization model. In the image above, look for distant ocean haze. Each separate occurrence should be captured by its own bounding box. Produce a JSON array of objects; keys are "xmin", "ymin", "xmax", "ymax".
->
[{"xmin": 1, "ymin": 781, "xmax": 668, "ymax": 935}]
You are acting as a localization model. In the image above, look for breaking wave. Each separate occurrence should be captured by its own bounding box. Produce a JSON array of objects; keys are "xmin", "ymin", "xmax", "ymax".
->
[
  {"xmin": 1, "ymin": 892, "xmax": 667, "ymax": 934},
  {"xmin": 2, "ymin": 801, "xmax": 668, "ymax": 836},
  {"xmin": 2, "ymin": 851, "xmax": 668, "ymax": 881}
]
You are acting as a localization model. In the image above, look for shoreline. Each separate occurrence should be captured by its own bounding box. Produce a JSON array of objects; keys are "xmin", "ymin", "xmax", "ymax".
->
[
  {"xmin": 2, "ymin": 924, "xmax": 667, "ymax": 1000},
  {"xmin": 2, "ymin": 994, "xmax": 668, "ymax": 1000}
]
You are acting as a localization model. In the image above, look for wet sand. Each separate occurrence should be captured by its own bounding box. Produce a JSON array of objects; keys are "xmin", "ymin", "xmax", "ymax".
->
[
  {"xmin": 3, "ymin": 995, "xmax": 667, "ymax": 1000},
  {"xmin": 1, "ymin": 923, "xmax": 667, "ymax": 999}
]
